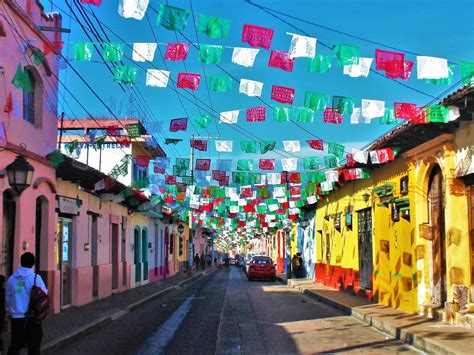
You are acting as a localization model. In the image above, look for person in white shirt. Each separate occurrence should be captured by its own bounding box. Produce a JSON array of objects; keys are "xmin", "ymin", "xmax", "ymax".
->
[{"xmin": 6, "ymin": 252, "xmax": 48, "ymax": 355}]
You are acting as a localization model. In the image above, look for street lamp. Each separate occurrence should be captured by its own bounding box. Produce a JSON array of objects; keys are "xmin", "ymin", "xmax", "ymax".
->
[{"xmin": 6, "ymin": 154, "xmax": 35, "ymax": 196}]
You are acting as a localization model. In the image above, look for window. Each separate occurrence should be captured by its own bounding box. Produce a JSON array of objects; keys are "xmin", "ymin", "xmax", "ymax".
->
[
  {"xmin": 169, "ymin": 233, "xmax": 174, "ymax": 254},
  {"xmin": 132, "ymin": 163, "xmax": 147, "ymax": 183},
  {"xmin": 23, "ymin": 70, "xmax": 35, "ymax": 124}
]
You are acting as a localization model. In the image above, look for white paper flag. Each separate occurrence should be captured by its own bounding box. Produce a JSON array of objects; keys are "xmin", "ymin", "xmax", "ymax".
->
[
  {"xmin": 448, "ymin": 106, "xmax": 460, "ymax": 121},
  {"xmin": 118, "ymin": 0, "xmax": 149, "ymax": 20},
  {"xmin": 343, "ymin": 57, "xmax": 373, "ymax": 78},
  {"xmin": 325, "ymin": 170, "xmax": 339, "ymax": 183},
  {"xmin": 307, "ymin": 195, "xmax": 317, "ymax": 204},
  {"xmin": 351, "ymin": 108, "xmax": 361, "ymax": 124},
  {"xmin": 231, "ymin": 47, "xmax": 259, "ymax": 67},
  {"xmin": 94, "ymin": 179, "xmax": 105, "ymax": 191},
  {"xmin": 229, "ymin": 206, "xmax": 239, "ymax": 213},
  {"xmin": 281, "ymin": 158, "xmax": 298, "ymax": 171},
  {"xmin": 267, "ymin": 173, "xmax": 281, "ymax": 185},
  {"xmin": 352, "ymin": 148, "xmax": 369, "ymax": 164},
  {"xmin": 273, "ymin": 186, "xmax": 286, "ymax": 198},
  {"xmin": 146, "ymin": 69, "xmax": 170, "ymax": 87},
  {"xmin": 132, "ymin": 43, "xmax": 157, "ymax": 62},
  {"xmin": 288, "ymin": 33, "xmax": 317, "ymax": 59},
  {"xmin": 215, "ymin": 140, "xmax": 233, "ymax": 152},
  {"xmin": 320, "ymin": 181, "xmax": 333, "ymax": 192},
  {"xmin": 185, "ymin": 185, "xmax": 195, "ymax": 197},
  {"xmin": 239, "ymin": 79, "xmax": 263, "ymax": 97},
  {"xmin": 417, "ymin": 56, "xmax": 449, "ymax": 79},
  {"xmin": 361, "ymin": 99, "xmax": 385, "ymax": 119},
  {"xmin": 219, "ymin": 110, "xmax": 239, "ymax": 124},
  {"xmin": 289, "ymin": 201, "xmax": 296, "ymax": 208},
  {"xmin": 238, "ymin": 199, "xmax": 247, "ymax": 206},
  {"xmin": 283, "ymin": 140, "xmax": 301, "ymax": 152}
]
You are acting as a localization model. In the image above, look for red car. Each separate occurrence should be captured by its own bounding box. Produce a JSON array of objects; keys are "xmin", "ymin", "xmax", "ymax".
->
[{"xmin": 247, "ymin": 256, "xmax": 276, "ymax": 281}]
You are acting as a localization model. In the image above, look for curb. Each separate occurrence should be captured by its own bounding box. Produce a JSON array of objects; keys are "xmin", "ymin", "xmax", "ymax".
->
[
  {"xmin": 42, "ymin": 269, "xmax": 217, "ymax": 353},
  {"xmin": 286, "ymin": 282, "xmax": 458, "ymax": 354}
]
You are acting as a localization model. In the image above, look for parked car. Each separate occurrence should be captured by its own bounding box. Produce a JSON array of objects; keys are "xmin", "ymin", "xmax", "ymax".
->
[
  {"xmin": 229, "ymin": 258, "xmax": 237, "ymax": 265},
  {"xmin": 247, "ymin": 256, "xmax": 276, "ymax": 281},
  {"xmin": 244, "ymin": 253, "xmax": 260, "ymax": 274}
]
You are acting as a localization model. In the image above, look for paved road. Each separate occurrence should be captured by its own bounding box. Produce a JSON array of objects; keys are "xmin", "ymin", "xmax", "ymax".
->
[{"xmin": 55, "ymin": 267, "xmax": 419, "ymax": 354}]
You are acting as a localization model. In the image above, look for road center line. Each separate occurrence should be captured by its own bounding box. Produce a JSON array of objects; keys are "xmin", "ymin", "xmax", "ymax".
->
[{"xmin": 135, "ymin": 293, "xmax": 196, "ymax": 354}]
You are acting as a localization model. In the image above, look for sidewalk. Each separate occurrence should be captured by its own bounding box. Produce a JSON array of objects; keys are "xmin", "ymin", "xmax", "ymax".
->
[
  {"xmin": 278, "ymin": 274, "xmax": 474, "ymax": 354},
  {"xmin": 39, "ymin": 268, "xmax": 217, "ymax": 353}
]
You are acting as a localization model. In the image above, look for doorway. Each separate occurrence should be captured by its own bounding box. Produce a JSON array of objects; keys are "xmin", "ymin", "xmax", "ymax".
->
[
  {"xmin": 469, "ymin": 186, "xmax": 474, "ymax": 303},
  {"xmin": 57, "ymin": 217, "xmax": 72, "ymax": 308},
  {"xmin": 428, "ymin": 165, "xmax": 447, "ymax": 305},
  {"xmin": 111, "ymin": 223, "xmax": 119, "ymax": 290},
  {"xmin": 154, "ymin": 225, "xmax": 159, "ymax": 277},
  {"xmin": 2, "ymin": 191, "xmax": 16, "ymax": 278},
  {"xmin": 121, "ymin": 224, "xmax": 127, "ymax": 287},
  {"xmin": 358, "ymin": 208, "xmax": 373, "ymax": 291},
  {"xmin": 134, "ymin": 227, "xmax": 141, "ymax": 283},
  {"xmin": 142, "ymin": 228, "xmax": 148, "ymax": 281},
  {"xmin": 91, "ymin": 215, "xmax": 99, "ymax": 299}
]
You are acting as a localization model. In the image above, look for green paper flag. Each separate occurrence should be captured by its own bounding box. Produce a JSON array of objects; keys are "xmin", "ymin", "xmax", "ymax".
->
[
  {"xmin": 304, "ymin": 92, "xmax": 328, "ymax": 111},
  {"xmin": 103, "ymin": 43, "xmax": 124, "ymax": 62},
  {"xmin": 257, "ymin": 204, "xmax": 267, "ymax": 214},
  {"xmin": 240, "ymin": 141, "xmax": 257, "ymax": 153},
  {"xmin": 114, "ymin": 66, "xmax": 137, "ymax": 84},
  {"xmin": 46, "ymin": 150, "xmax": 64, "ymax": 167},
  {"xmin": 194, "ymin": 115, "xmax": 212, "ymax": 129},
  {"xmin": 460, "ymin": 61, "xmax": 474, "ymax": 85},
  {"xmin": 165, "ymin": 138, "xmax": 182, "ymax": 145},
  {"xmin": 199, "ymin": 44, "xmax": 224, "ymax": 64},
  {"xmin": 237, "ymin": 159, "xmax": 253, "ymax": 171},
  {"xmin": 332, "ymin": 96, "xmax": 354, "ymax": 114},
  {"xmin": 257, "ymin": 187, "xmax": 270, "ymax": 199},
  {"xmin": 307, "ymin": 54, "xmax": 332, "ymax": 73},
  {"xmin": 328, "ymin": 142, "xmax": 345, "ymax": 159},
  {"xmin": 157, "ymin": 4, "xmax": 190, "ymax": 31},
  {"xmin": 304, "ymin": 157, "xmax": 319, "ymax": 170},
  {"xmin": 379, "ymin": 108, "xmax": 397, "ymax": 125},
  {"xmin": 306, "ymin": 172, "xmax": 326, "ymax": 183},
  {"xmin": 73, "ymin": 42, "xmax": 93, "ymax": 61},
  {"xmin": 260, "ymin": 141, "xmax": 276, "ymax": 154},
  {"xmin": 197, "ymin": 14, "xmax": 231, "ymax": 38},
  {"xmin": 426, "ymin": 105, "xmax": 449, "ymax": 123},
  {"xmin": 125, "ymin": 123, "xmax": 141, "ymax": 138},
  {"xmin": 249, "ymin": 173, "xmax": 262, "ymax": 184},
  {"xmin": 12, "ymin": 64, "xmax": 32, "ymax": 92},
  {"xmin": 65, "ymin": 140, "xmax": 79, "ymax": 155},
  {"xmin": 333, "ymin": 44, "xmax": 360, "ymax": 66},
  {"xmin": 30, "ymin": 48, "xmax": 46, "ymax": 66},
  {"xmin": 92, "ymin": 136, "xmax": 106, "ymax": 150},
  {"xmin": 325, "ymin": 155, "xmax": 339, "ymax": 168},
  {"xmin": 293, "ymin": 107, "xmax": 314, "ymax": 123},
  {"xmin": 208, "ymin": 75, "xmax": 233, "ymax": 92},
  {"xmin": 233, "ymin": 172, "xmax": 248, "ymax": 185},
  {"xmin": 273, "ymin": 106, "xmax": 291, "ymax": 122}
]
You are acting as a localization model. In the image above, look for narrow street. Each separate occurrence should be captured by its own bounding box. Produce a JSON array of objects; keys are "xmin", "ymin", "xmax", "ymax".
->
[{"xmin": 54, "ymin": 268, "xmax": 418, "ymax": 354}]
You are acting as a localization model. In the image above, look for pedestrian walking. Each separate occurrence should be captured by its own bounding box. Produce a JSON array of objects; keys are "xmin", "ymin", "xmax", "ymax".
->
[
  {"xmin": 6, "ymin": 252, "xmax": 48, "ymax": 355},
  {"xmin": 291, "ymin": 254, "xmax": 299, "ymax": 278},
  {"xmin": 297, "ymin": 253, "xmax": 304, "ymax": 278},
  {"xmin": 200, "ymin": 253, "xmax": 206, "ymax": 270},
  {"xmin": 194, "ymin": 253, "xmax": 200, "ymax": 271}
]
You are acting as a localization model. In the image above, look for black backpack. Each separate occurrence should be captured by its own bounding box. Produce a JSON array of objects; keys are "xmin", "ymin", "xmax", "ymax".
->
[{"xmin": 26, "ymin": 274, "xmax": 51, "ymax": 324}]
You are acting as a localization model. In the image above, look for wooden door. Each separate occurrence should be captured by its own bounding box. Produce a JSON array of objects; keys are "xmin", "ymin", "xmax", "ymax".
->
[
  {"xmin": 358, "ymin": 208, "xmax": 373, "ymax": 290},
  {"xmin": 469, "ymin": 187, "xmax": 474, "ymax": 302},
  {"xmin": 428, "ymin": 166, "xmax": 447, "ymax": 305}
]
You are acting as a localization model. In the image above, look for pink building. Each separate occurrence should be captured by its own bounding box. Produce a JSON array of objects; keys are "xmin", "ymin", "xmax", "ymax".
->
[{"xmin": 0, "ymin": 0, "xmax": 63, "ymax": 310}]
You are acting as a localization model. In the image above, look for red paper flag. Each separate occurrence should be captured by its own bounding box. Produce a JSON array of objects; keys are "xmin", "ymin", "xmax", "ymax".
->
[
  {"xmin": 190, "ymin": 139, "xmax": 208, "ymax": 151},
  {"xmin": 116, "ymin": 135, "xmax": 131, "ymax": 147},
  {"xmin": 212, "ymin": 170, "xmax": 227, "ymax": 182},
  {"xmin": 165, "ymin": 175, "xmax": 176, "ymax": 185},
  {"xmin": 394, "ymin": 102, "xmax": 417, "ymax": 120},
  {"xmin": 323, "ymin": 108, "xmax": 343, "ymax": 124},
  {"xmin": 170, "ymin": 118, "xmax": 188, "ymax": 132},
  {"xmin": 242, "ymin": 24, "xmax": 274, "ymax": 50},
  {"xmin": 106, "ymin": 125, "xmax": 121, "ymax": 137},
  {"xmin": 290, "ymin": 184, "xmax": 301, "ymax": 195},
  {"xmin": 135, "ymin": 155, "xmax": 151, "ymax": 167},
  {"xmin": 412, "ymin": 107, "xmax": 427, "ymax": 125},
  {"xmin": 346, "ymin": 154, "xmax": 356, "ymax": 167},
  {"xmin": 164, "ymin": 43, "xmax": 190, "ymax": 61},
  {"xmin": 375, "ymin": 49, "xmax": 404, "ymax": 71},
  {"xmin": 259, "ymin": 159, "xmax": 275, "ymax": 170},
  {"xmin": 80, "ymin": 0, "xmax": 102, "ymax": 5},
  {"xmin": 271, "ymin": 85, "xmax": 295, "ymax": 104},
  {"xmin": 246, "ymin": 106, "xmax": 266, "ymax": 122},
  {"xmin": 268, "ymin": 50, "xmax": 295, "ymax": 72},
  {"xmin": 177, "ymin": 73, "xmax": 201, "ymax": 90},
  {"xmin": 195, "ymin": 159, "xmax": 211, "ymax": 171},
  {"xmin": 385, "ymin": 60, "xmax": 414, "ymax": 80},
  {"xmin": 370, "ymin": 148, "xmax": 395, "ymax": 164},
  {"xmin": 104, "ymin": 176, "xmax": 115, "ymax": 190},
  {"xmin": 306, "ymin": 139, "xmax": 324, "ymax": 151},
  {"xmin": 43, "ymin": 41, "xmax": 64, "ymax": 55},
  {"xmin": 219, "ymin": 176, "xmax": 230, "ymax": 187},
  {"xmin": 240, "ymin": 186, "xmax": 253, "ymax": 197},
  {"xmin": 3, "ymin": 92, "xmax": 12, "ymax": 115},
  {"xmin": 288, "ymin": 172, "xmax": 301, "ymax": 184}
]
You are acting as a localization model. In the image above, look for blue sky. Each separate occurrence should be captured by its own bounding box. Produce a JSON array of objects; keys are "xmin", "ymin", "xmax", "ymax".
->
[{"xmin": 55, "ymin": 0, "xmax": 474, "ymax": 170}]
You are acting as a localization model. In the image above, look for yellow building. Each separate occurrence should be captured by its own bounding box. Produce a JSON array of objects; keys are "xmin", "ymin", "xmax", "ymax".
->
[{"xmin": 315, "ymin": 84, "xmax": 474, "ymax": 315}]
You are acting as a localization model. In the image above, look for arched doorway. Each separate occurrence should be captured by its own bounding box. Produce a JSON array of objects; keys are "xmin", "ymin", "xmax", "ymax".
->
[
  {"xmin": 134, "ymin": 227, "xmax": 141, "ymax": 283},
  {"xmin": 2, "ymin": 190, "xmax": 16, "ymax": 278},
  {"xmin": 142, "ymin": 227, "xmax": 148, "ymax": 281},
  {"xmin": 428, "ymin": 165, "xmax": 447, "ymax": 305}
]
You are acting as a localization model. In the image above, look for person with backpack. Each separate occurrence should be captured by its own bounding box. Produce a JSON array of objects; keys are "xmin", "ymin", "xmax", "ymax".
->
[{"xmin": 6, "ymin": 252, "xmax": 49, "ymax": 355}]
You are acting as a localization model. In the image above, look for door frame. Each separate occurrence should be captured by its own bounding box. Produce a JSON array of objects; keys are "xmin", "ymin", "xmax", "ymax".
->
[
  {"xmin": 58, "ymin": 217, "xmax": 72, "ymax": 309},
  {"xmin": 358, "ymin": 208, "xmax": 373, "ymax": 291}
]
